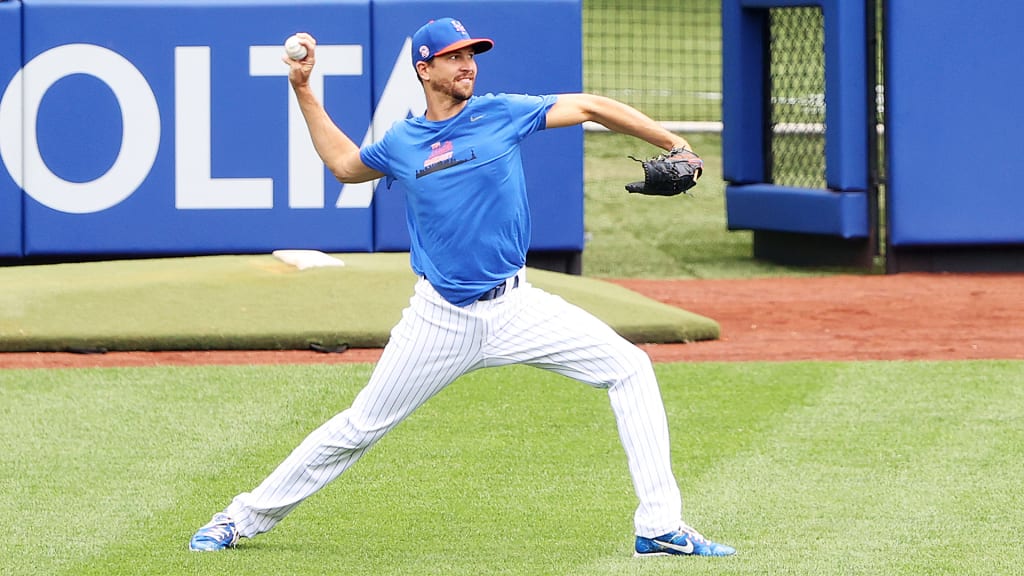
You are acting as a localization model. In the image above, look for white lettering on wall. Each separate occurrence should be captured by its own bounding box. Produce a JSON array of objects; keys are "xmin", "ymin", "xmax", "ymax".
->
[
  {"xmin": 175, "ymin": 46, "xmax": 273, "ymax": 209},
  {"xmin": 0, "ymin": 43, "xmax": 159, "ymax": 214},
  {"xmin": 249, "ymin": 44, "xmax": 363, "ymax": 209},
  {"xmin": 0, "ymin": 41, "xmax": 423, "ymax": 214}
]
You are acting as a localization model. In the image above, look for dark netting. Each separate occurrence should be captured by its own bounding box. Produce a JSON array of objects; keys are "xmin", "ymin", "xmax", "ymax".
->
[
  {"xmin": 583, "ymin": 0, "xmax": 722, "ymax": 122},
  {"xmin": 872, "ymin": 0, "xmax": 886, "ymax": 255},
  {"xmin": 873, "ymin": 0, "xmax": 886, "ymax": 188},
  {"xmin": 768, "ymin": 7, "xmax": 826, "ymax": 189}
]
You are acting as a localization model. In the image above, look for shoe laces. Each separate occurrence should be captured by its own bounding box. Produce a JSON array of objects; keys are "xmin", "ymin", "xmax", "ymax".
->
[
  {"xmin": 199, "ymin": 515, "xmax": 236, "ymax": 541},
  {"xmin": 679, "ymin": 523, "xmax": 710, "ymax": 544}
]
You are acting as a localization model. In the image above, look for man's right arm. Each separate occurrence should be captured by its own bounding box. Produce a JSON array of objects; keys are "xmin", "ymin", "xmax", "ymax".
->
[
  {"xmin": 286, "ymin": 33, "xmax": 384, "ymax": 184},
  {"xmin": 545, "ymin": 93, "xmax": 691, "ymax": 153}
]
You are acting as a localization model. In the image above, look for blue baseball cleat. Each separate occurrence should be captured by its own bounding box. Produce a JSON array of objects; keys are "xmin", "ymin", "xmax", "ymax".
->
[
  {"xmin": 634, "ymin": 524, "xmax": 736, "ymax": 557},
  {"xmin": 189, "ymin": 512, "xmax": 239, "ymax": 552}
]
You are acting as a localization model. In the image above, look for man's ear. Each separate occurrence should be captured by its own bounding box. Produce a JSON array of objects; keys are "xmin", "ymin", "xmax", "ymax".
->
[{"xmin": 415, "ymin": 61, "xmax": 430, "ymax": 82}]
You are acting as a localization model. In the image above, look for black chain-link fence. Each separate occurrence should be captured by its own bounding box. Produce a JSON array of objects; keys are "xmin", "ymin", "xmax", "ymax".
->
[
  {"xmin": 872, "ymin": 0, "xmax": 886, "ymax": 192},
  {"xmin": 768, "ymin": 7, "xmax": 827, "ymax": 189},
  {"xmin": 584, "ymin": 0, "xmax": 883, "ymax": 193},
  {"xmin": 583, "ymin": 0, "xmax": 721, "ymax": 125}
]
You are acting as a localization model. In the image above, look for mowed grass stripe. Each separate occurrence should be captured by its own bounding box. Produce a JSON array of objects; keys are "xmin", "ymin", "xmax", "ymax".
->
[
  {"xmin": 0, "ymin": 365, "xmax": 372, "ymax": 576},
  {"xmin": 2, "ymin": 361, "xmax": 1022, "ymax": 575},
  {"xmin": 702, "ymin": 361, "xmax": 1024, "ymax": 576}
]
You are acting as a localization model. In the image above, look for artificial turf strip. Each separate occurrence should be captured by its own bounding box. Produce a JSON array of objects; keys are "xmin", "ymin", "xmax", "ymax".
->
[
  {"xmin": 0, "ymin": 253, "xmax": 718, "ymax": 352},
  {"xmin": 2, "ymin": 361, "xmax": 1022, "ymax": 576}
]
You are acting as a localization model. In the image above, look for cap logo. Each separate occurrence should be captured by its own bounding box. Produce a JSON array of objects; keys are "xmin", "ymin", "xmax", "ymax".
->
[{"xmin": 411, "ymin": 17, "xmax": 492, "ymax": 68}]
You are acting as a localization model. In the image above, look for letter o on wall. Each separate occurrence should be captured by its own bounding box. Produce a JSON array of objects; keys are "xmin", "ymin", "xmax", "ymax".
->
[{"xmin": 0, "ymin": 43, "xmax": 160, "ymax": 213}]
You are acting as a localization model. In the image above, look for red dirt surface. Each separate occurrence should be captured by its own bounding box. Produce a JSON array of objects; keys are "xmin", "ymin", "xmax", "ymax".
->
[
  {"xmin": 614, "ymin": 273, "xmax": 1022, "ymax": 362},
  {"xmin": 1, "ymin": 274, "xmax": 1020, "ymax": 369}
]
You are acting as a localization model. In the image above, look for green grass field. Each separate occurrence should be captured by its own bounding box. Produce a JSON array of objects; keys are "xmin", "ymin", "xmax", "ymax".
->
[{"xmin": 3, "ymin": 361, "xmax": 1022, "ymax": 575}]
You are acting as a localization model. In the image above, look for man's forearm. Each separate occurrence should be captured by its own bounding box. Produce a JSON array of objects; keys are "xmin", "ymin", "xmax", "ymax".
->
[
  {"xmin": 591, "ymin": 97, "xmax": 691, "ymax": 152},
  {"xmin": 292, "ymin": 85, "xmax": 361, "ymax": 175},
  {"xmin": 547, "ymin": 93, "xmax": 692, "ymax": 152}
]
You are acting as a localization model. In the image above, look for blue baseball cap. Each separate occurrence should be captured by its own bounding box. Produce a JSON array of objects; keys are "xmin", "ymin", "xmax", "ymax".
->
[{"xmin": 411, "ymin": 18, "xmax": 494, "ymax": 67}]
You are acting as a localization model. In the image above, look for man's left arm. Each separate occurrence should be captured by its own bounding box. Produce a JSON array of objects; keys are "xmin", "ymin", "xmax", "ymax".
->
[{"xmin": 545, "ymin": 93, "xmax": 691, "ymax": 152}]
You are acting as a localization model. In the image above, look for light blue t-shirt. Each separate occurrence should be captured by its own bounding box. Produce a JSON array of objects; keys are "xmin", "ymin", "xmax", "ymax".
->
[{"xmin": 360, "ymin": 93, "xmax": 558, "ymax": 307}]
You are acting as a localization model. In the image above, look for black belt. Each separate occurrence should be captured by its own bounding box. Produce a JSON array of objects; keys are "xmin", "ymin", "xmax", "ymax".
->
[{"xmin": 477, "ymin": 275, "xmax": 520, "ymax": 301}]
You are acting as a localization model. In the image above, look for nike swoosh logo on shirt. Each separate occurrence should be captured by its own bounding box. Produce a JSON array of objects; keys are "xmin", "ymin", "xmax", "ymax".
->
[
  {"xmin": 655, "ymin": 538, "xmax": 694, "ymax": 554},
  {"xmin": 470, "ymin": 114, "xmax": 486, "ymax": 122}
]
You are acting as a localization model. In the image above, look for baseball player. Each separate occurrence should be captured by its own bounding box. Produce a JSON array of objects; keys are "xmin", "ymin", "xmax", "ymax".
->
[{"xmin": 189, "ymin": 17, "xmax": 735, "ymax": 558}]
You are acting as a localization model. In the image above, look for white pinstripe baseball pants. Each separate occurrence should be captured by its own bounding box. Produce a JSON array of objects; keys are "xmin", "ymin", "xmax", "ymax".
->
[{"xmin": 226, "ymin": 270, "xmax": 684, "ymax": 538}]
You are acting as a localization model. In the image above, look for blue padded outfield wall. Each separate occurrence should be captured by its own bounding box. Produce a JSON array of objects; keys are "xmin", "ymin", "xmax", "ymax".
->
[
  {"xmin": 0, "ymin": 0, "xmax": 583, "ymax": 259},
  {"xmin": 723, "ymin": 0, "xmax": 1024, "ymax": 270},
  {"xmin": 0, "ymin": 0, "xmax": 21, "ymax": 257},
  {"xmin": 886, "ymin": 0, "xmax": 1024, "ymax": 249},
  {"xmin": 722, "ymin": 0, "xmax": 870, "ymax": 242}
]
